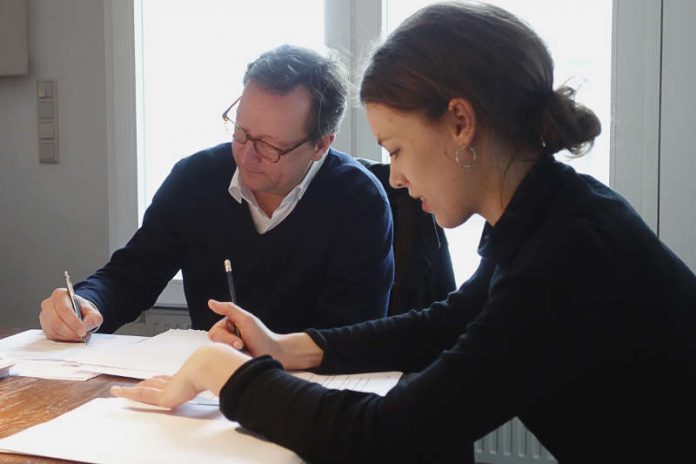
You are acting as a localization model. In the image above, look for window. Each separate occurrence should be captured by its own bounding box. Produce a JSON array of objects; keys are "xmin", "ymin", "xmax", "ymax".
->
[{"xmin": 136, "ymin": 0, "xmax": 325, "ymax": 217}]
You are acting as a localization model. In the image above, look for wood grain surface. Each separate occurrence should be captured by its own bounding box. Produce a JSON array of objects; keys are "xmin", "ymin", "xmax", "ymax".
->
[{"xmin": 0, "ymin": 328, "xmax": 138, "ymax": 463}]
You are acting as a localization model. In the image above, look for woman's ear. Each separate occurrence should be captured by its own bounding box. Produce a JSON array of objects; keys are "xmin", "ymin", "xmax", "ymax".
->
[{"xmin": 447, "ymin": 98, "xmax": 477, "ymax": 146}]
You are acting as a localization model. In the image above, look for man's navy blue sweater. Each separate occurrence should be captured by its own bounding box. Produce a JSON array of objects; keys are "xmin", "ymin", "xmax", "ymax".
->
[{"xmin": 76, "ymin": 143, "xmax": 394, "ymax": 333}]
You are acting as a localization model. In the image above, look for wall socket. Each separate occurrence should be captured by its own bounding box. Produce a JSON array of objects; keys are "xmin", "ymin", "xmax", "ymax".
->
[{"xmin": 37, "ymin": 79, "xmax": 58, "ymax": 163}]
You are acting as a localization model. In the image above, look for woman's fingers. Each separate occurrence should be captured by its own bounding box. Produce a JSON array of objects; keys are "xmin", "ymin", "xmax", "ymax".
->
[{"xmin": 111, "ymin": 385, "xmax": 167, "ymax": 407}]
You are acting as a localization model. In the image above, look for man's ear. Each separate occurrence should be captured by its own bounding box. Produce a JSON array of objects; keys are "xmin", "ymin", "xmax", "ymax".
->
[
  {"xmin": 312, "ymin": 134, "xmax": 335, "ymax": 160},
  {"xmin": 447, "ymin": 98, "xmax": 477, "ymax": 147}
]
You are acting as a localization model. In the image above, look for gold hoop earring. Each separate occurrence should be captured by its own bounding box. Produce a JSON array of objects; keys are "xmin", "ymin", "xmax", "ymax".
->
[{"xmin": 455, "ymin": 144, "xmax": 477, "ymax": 169}]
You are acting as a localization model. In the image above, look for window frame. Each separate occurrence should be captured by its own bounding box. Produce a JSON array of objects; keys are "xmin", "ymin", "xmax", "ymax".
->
[{"xmin": 104, "ymin": 0, "xmax": 662, "ymax": 308}]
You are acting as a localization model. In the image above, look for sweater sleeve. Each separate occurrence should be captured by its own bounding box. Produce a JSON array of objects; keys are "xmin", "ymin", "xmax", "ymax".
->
[
  {"xmin": 218, "ymin": 268, "xmax": 584, "ymax": 463},
  {"xmin": 306, "ymin": 258, "xmax": 493, "ymax": 374},
  {"xmin": 74, "ymin": 160, "xmax": 188, "ymax": 332}
]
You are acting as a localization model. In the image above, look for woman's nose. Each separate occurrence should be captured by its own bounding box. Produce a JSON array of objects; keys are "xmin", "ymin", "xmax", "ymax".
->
[{"xmin": 389, "ymin": 167, "xmax": 406, "ymax": 189}]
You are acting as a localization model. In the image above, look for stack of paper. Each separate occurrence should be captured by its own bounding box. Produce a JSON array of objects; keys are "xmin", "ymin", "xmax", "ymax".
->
[
  {"xmin": 0, "ymin": 330, "xmax": 146, "ymax": 381},
  {"xmin": 0, "ymin": 359, "xmax": 14, "ymax": 378},
  {"xmin": 69, "ymin": 329, "xmax": 213, "ymax": 379}
]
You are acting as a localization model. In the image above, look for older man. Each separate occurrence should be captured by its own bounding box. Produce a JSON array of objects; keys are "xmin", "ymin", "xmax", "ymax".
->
[{"xmin": 40, "ymin": 45, "xmax": 394, "ymax": 339}]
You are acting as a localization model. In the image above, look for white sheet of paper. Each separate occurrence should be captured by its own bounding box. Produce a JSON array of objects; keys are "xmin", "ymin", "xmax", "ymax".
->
[
  {"xmin": 8, "ymin": 360, "xmax": 98, "ymax": 381},
  {"xmin": 0, "ymin": 398, "xmax": 302, "ymax": 464},
  {"xmin": 0, "ymin": 359, "xmax": 14, "ymax": 378},
  {"xmin": 292, "ymin": 371, "xmax": 402, "ymax": 396},
  {"xmin": 0, "ymin": 329, "xmax": 145, "ymax": 362},
  {"xmin": 158, "ymin": 371, "xmax": 403, "ymax": 408},
  {"xmin": 70, "ymin": 329, "xmax": 213, "ymax": 378}
]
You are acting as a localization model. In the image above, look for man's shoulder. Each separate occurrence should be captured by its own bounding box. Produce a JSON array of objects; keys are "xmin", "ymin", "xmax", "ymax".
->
[
  {"xmin": 175, "ymin": 142, "xmax": 234, "ymax": 174},
  {"xmin": 317, "ymin": 149, "xmax": 387, "ymax": 199}
]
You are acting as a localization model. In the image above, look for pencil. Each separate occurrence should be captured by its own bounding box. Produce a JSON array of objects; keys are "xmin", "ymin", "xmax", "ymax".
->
[{"xmin": 224, "ymin": 259, "xmax": 241, "ymax": 338}]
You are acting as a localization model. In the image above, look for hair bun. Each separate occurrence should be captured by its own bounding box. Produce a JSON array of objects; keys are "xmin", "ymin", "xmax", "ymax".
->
[{"xmin": 541, "ymin": 86, "xmax": 602, "ymax": 157}]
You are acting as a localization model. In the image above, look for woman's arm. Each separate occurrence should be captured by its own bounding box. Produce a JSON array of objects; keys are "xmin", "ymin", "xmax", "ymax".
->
[{"xmin": 309, "ymin": 258, "xmax": 493, "ymax": 374}]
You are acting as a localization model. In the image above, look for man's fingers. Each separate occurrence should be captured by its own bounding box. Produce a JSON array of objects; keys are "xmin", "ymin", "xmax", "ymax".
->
[
  {"xmin": 52, "ymin": 290, "xmax": 89, "ymax": 337},
  {"xmin": 40, "ymin": 289, "xmax": 99, "ymax": 342},
  {"xmin": 81, "ymin": 307, "xmax": 103, "ymax": 332}
]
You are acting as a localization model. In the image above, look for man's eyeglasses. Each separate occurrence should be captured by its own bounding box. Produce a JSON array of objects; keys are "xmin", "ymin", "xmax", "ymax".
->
[{"xmin": 221, "ymin": 97, "xmax": 314, "ymax": 163}]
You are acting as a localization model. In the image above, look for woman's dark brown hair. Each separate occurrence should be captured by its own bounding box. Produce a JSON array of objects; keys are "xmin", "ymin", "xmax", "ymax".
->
[{"xmin": 360, "ymin": 1, "xmax": 601, "ymax": 157}]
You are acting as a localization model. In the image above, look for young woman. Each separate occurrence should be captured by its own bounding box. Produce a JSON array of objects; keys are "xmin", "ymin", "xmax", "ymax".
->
[{"xmin": 113, "ymin": 3, "xmax": 696, "ymax": 462}]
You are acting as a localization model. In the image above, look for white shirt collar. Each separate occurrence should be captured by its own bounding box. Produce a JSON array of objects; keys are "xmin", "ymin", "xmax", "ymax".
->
[{"xmin": 229, "ymin": 150, "xmax": 329, "ymax": 234}]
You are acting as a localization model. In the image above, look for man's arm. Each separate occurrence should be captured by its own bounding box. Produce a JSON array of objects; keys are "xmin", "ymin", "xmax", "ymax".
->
[{"xmin": 72, "ymin": 159, "xmax": 190, "ymax": 332}]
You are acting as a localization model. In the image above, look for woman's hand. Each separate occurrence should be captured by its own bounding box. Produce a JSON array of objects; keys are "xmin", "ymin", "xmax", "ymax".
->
[
  {"xmin": 207, "ymin": 299, "xmax": 284, "ymax": 357},
  {"xmin": 207, "ymin": 299, "xmax": 324, "ymax": 371},
  {"xmin": 110, "ymin": 343, "xmax": 250, "ymax": 408}
]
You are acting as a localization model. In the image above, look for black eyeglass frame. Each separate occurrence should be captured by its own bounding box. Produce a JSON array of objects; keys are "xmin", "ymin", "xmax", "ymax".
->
[{"xmin": 221, "ymin": 97, "xmax": 315, "ymax": 163}]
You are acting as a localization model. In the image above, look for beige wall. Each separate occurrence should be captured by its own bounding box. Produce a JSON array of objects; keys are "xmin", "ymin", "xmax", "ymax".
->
[{"xmin": 0, "ymin": 0, "xmax": 108, "ymax": 328}]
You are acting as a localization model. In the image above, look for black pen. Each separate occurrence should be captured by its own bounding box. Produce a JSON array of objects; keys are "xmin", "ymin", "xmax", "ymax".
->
[
  {"xmin": 224, "ymin": 259, "xmax": 241, "ymax": 338},
  {"xmin": 64, "ymin": 270, "xmax": 89, "ymax": 345}
]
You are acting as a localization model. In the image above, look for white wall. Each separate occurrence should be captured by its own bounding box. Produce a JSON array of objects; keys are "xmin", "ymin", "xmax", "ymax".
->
[
  {"xmin": 0, "ymin": 0, "xmax": 109, "ymax": 328},
  {"xmin": 659, "ymin": 0, "xmax": 696, "ymax": 272}
]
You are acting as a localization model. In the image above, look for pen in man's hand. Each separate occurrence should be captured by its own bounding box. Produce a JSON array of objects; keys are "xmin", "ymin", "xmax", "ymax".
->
[
  {"xmin": 64, "ymin": 270, "xmax": 90, "ymax": 345},
  {"xmin": 224, "ymin": 259, "xmax": 242, "ymax": 338}
]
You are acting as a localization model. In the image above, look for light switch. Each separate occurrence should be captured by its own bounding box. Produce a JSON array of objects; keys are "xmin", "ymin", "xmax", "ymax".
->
[
  {"xmin": 39, "ymin": 143, "xmax": 58, "ymax": 163},
  {"xmin": 38, "ymin": 101, "xmax": 53, "ymax": 119},
  {"xmin": 38, "ymin": 121, "xmax": 54, "ymax": 139},
  {"xmin": 37, "ymin": 78, "xmax": 58, "ymax": 164},
  {"xmin": 37, "ymin": 80, "xmax": 53, "ymax": 98}
]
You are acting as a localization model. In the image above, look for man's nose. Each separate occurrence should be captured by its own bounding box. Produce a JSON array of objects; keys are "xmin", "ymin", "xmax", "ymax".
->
[{"xmin": 236, "ymin": 141, "xmax": 261, "ymax": 165}]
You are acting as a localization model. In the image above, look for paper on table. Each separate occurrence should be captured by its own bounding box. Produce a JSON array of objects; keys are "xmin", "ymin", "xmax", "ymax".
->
[
  {"xmin": 9, "ymin": 360, "xmax": 98, "ymax": 381},
  {"xmin": 0, "ymin": 359, "xmax": 14, "ymax": 378},
  {"xmin": 292, "ymin": 371, "xmax": 402, "ymax": 396},
  {"xmin": 0, "ymin": 397, "xmax": 303, "ymax": 464},
  {"xmin": 0, "ymin": 330, "xmax": 146, "ymax": 380},
  {"xmin": 69, "ymin": 329, "xmax": 213, "ymax": 378},
  {"xmin": 0, "ymin": 329, "xmax": 145, "ymax": 362},
  {"xmin": 167, "ymin": 371, "xmax": 404, "ymax": 408}
]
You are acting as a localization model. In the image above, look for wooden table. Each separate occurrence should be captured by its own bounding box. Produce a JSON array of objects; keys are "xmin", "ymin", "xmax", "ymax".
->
[{"xmin": 0, "ymin": 329, "xmax": 137, "ymax": 463}]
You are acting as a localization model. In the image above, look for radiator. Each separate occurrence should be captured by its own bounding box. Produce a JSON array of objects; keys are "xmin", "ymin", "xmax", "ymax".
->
[
  {"xmin": 475, "ymin": 418, "xmax": 556, "ymax": 464},
  {"xmin": 116, "ymin": 307, "xmax": 191, "ymax": 336}
]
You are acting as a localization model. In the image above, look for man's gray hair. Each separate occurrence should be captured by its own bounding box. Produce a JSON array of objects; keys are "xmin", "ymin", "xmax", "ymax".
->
[{"xmin": 244, "ymin": 44, "xmax": 348, "ymax": 143}]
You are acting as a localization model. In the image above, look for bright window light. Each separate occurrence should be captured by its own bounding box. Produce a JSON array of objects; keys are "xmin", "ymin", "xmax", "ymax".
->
[{"xmin": 137, "ymin": 0, "xmax": 325, "ymax": 219}]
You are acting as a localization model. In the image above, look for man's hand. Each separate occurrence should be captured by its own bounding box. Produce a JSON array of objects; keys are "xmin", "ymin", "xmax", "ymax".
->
[{"xmin": 39, "ymin": 288, "xmax": 103, "ymax": 341}]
